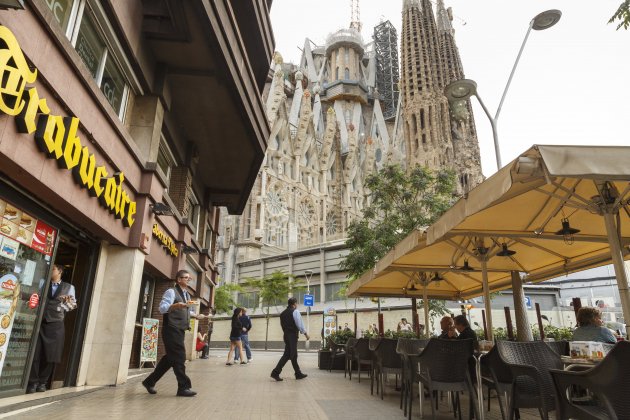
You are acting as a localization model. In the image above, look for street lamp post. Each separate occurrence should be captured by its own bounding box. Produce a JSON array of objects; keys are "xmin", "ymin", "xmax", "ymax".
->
[
  {"xmin": 444, "ymin": 10, "xmax": 561, "ymax": 350},
  {"xmin": 304, "ymin": 269, "xmax": 313, "ymax": 351},
  {"xmin": 444, "ymin": 9, "xmax": 562, "ymax": 170}
]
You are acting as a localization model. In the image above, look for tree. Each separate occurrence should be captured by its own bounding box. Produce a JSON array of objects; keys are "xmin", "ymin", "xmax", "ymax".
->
[
  {"xmin": 213, "ymin": 282, "xmax": 243, "ymax": 314},
  {"xmin": 244, "ymin": 271, "xmax": 304, "ymax": 350},
  {"xmin": 418, "ymin": 299, "xmax": 451, "ymax": 334},
  {"xmin": 610, "ymin": 1, "xmax": 630, "ymax": 30},
  {"xmin": 340, "ymin": 164, "xmax": 456, "ymax": 279},
  {"xmin": 340, "ymin": 164, "xmax": 456, "ymax": 334}
]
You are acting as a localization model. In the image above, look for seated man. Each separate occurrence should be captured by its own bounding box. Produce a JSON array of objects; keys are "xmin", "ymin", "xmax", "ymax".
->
[
  {"xmin": 438, "ymin": 315, "xmax": 456, "ymax": 339},
  {"xmin": 453, "ymin": 315, "xmax": 478, "ymax": 350}
]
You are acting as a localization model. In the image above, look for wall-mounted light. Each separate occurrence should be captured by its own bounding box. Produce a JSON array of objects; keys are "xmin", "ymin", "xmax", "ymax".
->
[
  {"xmin": 150, "ymin": 202, "xmax": 174, "ymax": 216},
  {"xmin": 181, "ymin": 244, "xmax": 198, "ymax": 254},
  {"xmin": 0, "ymin": 0, "xmax": 25, "ymax": 10}
]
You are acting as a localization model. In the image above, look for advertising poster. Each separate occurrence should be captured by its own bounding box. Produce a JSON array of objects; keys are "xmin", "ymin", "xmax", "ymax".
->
[
  {"xmin": 140, "ymin": 318, "xmax": 159, "ymax": 363},
  {"xmin": 0, "ymin": 237, "xmax": 19, "ymax": 261},
  {"xmin": 31, "ymin": 220, "xmax": 55, "ymax": 256},
  {"xmin": 323, "ymin": 316, "xmax": 337, "ymax": 339},
  {"xmin": 0, "ymin": 274, "xmax": 20, "ymax": 377}
]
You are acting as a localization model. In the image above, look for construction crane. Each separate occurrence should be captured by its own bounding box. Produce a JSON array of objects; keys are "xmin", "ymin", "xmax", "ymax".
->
[{"xmin": 350, "ymin": 0, "xmax": 362, "ymax": 32}]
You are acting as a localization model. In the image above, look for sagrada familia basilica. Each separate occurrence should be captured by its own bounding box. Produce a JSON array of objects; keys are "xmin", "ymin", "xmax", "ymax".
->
[{"xmin": 217, "ymin": 0, "xmax": 483, "ymax": 291}]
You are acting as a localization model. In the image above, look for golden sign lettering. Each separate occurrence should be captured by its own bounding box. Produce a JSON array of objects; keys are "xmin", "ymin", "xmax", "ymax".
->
[
  {"xmin": 0, "ymin": 25, "xmax": 137, "ymax": 228},
  {"xmin": 152, "ymin": 223, "xmax": 178, "ymax": 257}
]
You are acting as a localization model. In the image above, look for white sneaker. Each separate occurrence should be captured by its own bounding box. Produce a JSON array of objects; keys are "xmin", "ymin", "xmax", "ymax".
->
[{"xmin": 248, "ymin": 358, "xmax": 253, "ymax": 362}]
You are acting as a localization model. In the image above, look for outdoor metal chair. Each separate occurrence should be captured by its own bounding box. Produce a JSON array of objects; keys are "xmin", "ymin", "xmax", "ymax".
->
[
  {"xmin": 344, "ymin": 338, "xmax": 357, "ymax": 378},
  {"xmin": 328, "ymin": 339, "xmax": 346, "ymax": 372},
  {"xmin": 480, "ymin": 344, "xmax": 513, "ymax": 420},
  {"xmin": 496, "ymin": 340, "xmax": 563, "ymax": 420},
  {"xmin": 373, "ymin": 338, "xmax": 402, "ymax": 399},
  {"xmin": 349, "ymin": 338, "xmax": 373, "ymax": 383},
  {"xmin": 545, "ymin": 340, "xmax": 570, "ymax": 356},
  {"xmin": 368, "ymin": 337, "xmax": 382, "ymax": 395},
  {"xmin": 410, "ymin": 338, "xmax": 478, "ymax": 420},
  {"xmin": 550, "ymin": 341, "xmax": 629, "ymax": 420},
  {"xmin": 396, "ymin": 338, "xmax": 429, "ymax": 419}
]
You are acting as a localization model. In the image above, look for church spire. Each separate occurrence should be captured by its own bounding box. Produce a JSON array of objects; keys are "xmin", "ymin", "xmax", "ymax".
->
[{"xmin": 436, "ymin": 0, "xmax": 454, "ymax": 36}]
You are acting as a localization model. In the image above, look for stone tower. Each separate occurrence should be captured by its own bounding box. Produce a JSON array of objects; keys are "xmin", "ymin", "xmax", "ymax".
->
[
  {"xmin": 218, "ymin": 28, "xmax": 393, "ymax": 282},
  {"xmin": 400, "ymin": 0, "xmax": 483, "ymax": 192}
]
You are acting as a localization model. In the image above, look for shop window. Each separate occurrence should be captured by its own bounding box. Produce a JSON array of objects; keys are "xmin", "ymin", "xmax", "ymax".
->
[
  {"xmin": 0, "ymin": 198, "xmax": 58, "ymax": 392},
  {"xmin": 325, "ymin": 282, "xmax": 346, "ymax": 302},
  {"xmin": 44, "ymin": 0, "xmax": 80, "ymax": 34},
  {"xmin": 156, "ymin": 136, "xmax": 176, "ymax": 184},
  {"xmin": 45, "ymin": 0, "xmax": 135, "ymax": 120},
  {"xmin": 294, "ymin": 285, "xmax": 320, "ymax": 304},
  {"xmin": 237, "ymin": 291, "xmax": 259, "ymax": 309},
  {"xmin": 186, "ymin": 189, "xmax": 201, "ymax": 236},
  {"xmin": 135, "ymin": 275, "xmax": 155, "ymax": 323}
]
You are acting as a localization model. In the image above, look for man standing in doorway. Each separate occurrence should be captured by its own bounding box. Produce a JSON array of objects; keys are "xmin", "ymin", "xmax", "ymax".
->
[
  {"xmin": 271, "ymin": 298, "xmax": 310, "ymax": 381},
  {"xmin": 142, "ymin": 270, "xmax": 208, "ymax": 397},
  {"xmin": 234, "ymin": 308, "xmax": 252, "ymax": 363},
  {"xmin": 27, "ymin": 264, "xmax": 76, "ymax": 394}
]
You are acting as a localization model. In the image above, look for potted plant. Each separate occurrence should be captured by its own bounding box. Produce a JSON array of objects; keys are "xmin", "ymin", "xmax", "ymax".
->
[{"xmin": 318, "ymin": 329, "xmax": 354, "ymax": 370}]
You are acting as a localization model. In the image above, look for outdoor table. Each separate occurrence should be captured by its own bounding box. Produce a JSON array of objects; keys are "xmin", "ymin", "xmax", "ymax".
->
[{"xmin": 560, "ymin": 356, "xmax": 601, "ymax": 371}]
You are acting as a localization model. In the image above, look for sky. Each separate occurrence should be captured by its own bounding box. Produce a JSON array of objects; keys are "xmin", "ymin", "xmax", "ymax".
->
[{"xmin": 270, "ymin": 0, "xmax": 630, "ymax": 178}]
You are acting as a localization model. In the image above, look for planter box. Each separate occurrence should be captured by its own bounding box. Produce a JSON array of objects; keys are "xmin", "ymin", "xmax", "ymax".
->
[{"xmin": 318, "ymin": 350, "xmax": 346, "ymax": 370}]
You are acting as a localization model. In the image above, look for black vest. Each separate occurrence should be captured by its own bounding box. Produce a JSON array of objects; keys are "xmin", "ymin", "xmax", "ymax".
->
[
  {"xmin": 164, "ymin": 286, "xmax": 190, "ymax": 331},
  {"xmin": 280, "ymin": 306, "xmax": 297, "ymax": 334},
  {"xmin": 43, "ymin": 281, "xmax": 72, "ymax": 323}
]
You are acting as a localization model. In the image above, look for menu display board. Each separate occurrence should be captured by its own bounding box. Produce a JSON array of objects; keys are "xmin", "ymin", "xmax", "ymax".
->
[
  {"xmin": 140, "ymin": 318, "xmax": 159, "ymax": 363},
  {"xmin": 0, "ymin": 198, "xmax": 58, "ymax": 392},
  {"xmin": 0, "ymin": 274, "xmax": 19, "ymax": 377}
]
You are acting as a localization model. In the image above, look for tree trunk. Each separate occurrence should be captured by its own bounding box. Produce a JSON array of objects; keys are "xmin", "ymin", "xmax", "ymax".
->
[{"xmin": 265, "ymin": 306, "xmax": 270, "ymax": 350}]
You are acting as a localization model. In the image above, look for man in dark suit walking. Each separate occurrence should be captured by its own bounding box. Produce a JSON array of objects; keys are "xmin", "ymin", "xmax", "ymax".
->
[
  {"xmin": 270, "ymin": 297, "xmax": 310, "ymax": 381},
  {"xmin": 142, "ymin": 270, "xmax": 207, "ymax": 397}
]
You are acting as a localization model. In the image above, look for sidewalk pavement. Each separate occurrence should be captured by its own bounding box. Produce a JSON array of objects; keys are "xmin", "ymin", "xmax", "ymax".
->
[{"xmin": 1, "ymin": 350, "xmax": 546, "ymax": 419}]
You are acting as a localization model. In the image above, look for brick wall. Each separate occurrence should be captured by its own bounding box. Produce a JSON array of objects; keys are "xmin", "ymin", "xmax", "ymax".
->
[
  {"xmin": 169, "ymin": 166, "xmax": 192, "ymax": 217},
  {"xmin": 151, "ymin": 279, "xmax": 172, "ymax": 360}
]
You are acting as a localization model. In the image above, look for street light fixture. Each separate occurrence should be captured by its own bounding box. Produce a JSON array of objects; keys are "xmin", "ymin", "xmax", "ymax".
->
[
  {"xmin": 304, "ymin": 270, "xmax": 313, "ymax": 351},
  {"xmin": 444, "ymin": 9, "xmax": 562, "ymax": 170}
]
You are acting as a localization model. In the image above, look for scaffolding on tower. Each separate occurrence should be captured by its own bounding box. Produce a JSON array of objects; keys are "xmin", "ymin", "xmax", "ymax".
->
[
  {"xmin": 350, "ymin": 0, "xmax": 362, "ymax": 32},
  {"xmin": 373, "ymin": 20, "xmax": 400, "ymax": 121}
]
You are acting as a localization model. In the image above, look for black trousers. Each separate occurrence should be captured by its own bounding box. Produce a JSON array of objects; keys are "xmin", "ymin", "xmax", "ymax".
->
[
  {"xmin": 272, "ymin": 332, "xmax": 301, "ymax": 375},
  {"xmin": 29, "ymin": 321, "xmax": 64, "ymax": 387},
  {"xmin": 28, "ymin": 334, "xmax": 55, "ymax": 387},
  {"xmin": 144, "ymin": 324, "xmax": 191, "ymax": 391}
]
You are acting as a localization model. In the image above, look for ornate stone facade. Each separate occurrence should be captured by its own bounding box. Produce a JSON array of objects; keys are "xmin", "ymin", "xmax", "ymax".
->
[
  {"xmin": 218, "ymin": 1, "xmax": 484, "ymax": 284},
  {"xmin": 400, "ymin": 0, "xmax": 483, "ymax": 192},
  {"xmin": 218, "ymin": 30, "xmax": 394, "ymax": 281}
]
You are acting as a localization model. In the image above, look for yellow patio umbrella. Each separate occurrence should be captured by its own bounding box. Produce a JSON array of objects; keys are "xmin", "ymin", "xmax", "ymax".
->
[{"xmin": 349, "ymin": 145, "xmax": 630, "ymax": 339}]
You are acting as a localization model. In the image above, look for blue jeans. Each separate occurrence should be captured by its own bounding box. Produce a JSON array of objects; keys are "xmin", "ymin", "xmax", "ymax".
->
[{"xmin": 234, "ymin": 334, "xmax": 252, "ymax": 360}]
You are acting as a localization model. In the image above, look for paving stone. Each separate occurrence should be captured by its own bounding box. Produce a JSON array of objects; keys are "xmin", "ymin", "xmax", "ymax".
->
[{"xmin": 3, "ymin": 350, "xmax": 548, "ymax": 419}]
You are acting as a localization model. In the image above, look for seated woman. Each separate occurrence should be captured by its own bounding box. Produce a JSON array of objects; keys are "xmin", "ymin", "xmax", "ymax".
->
[{"xmin": 572, "ymin": 307, "xmax": 617, "ymax": 344}]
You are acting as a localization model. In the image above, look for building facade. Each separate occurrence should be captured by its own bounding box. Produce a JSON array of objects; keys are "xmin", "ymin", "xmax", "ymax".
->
[
  {"xmin": 215, "ymin": 1, "xmax": 485, "ymax": 345},
  {"xmin": 0, "ymin": 0, "xmax": 272, "ymax": 397}
]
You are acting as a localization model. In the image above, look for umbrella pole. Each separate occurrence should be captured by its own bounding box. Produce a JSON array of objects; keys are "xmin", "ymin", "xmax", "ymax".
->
[
  {"xmin": 411, "ymin": 297, "xmax": 420, "ymax": 337},
  {"xmin": 423, "ymin": 286, "xmax": 430, "ymax": 338},
  {"xmin": 481, "ymin": 259, "xmax": 494, "ymax": 341},
  {"xmin": 603, "ymin": 212, "xmax": 630, "ymax": 339},
  {"xmin": 511, "ymin": 271, "xmax": 533, "ymax": 341}
]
